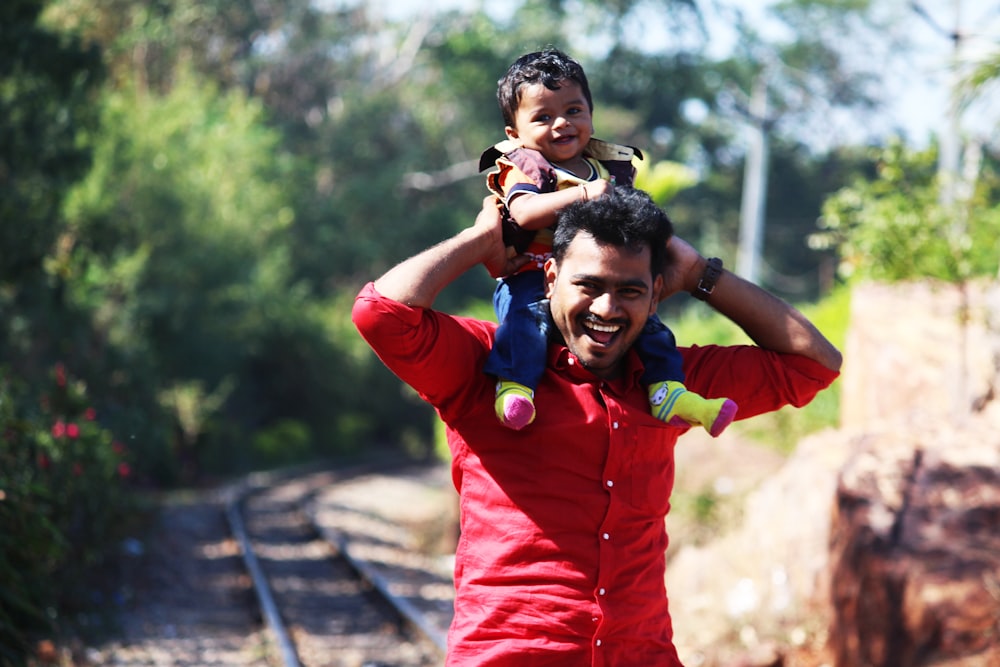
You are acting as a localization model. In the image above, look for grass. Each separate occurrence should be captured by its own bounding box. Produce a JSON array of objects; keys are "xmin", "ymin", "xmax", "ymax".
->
[{"xmin": 671, "ymin": 285, "xmax": 850, "ymax": 454}]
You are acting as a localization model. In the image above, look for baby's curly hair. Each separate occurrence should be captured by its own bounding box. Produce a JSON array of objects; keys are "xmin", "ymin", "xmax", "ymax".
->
[{"xmin": 496, "ymin": 48, "xmax": 593, "ymax": 129}]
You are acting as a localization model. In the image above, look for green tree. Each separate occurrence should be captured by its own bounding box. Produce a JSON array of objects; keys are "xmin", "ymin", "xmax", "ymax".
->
[
  {"xmin": 0, "ymin": 0, "xmax": 102, "ymax": 284},
  {"xmin": 59, "ymin": 67, "xmax": 307, "ymax": 474},
  {"xmin": 813, "ymin": 140, "xmax": 1000, "ymax": 282}
]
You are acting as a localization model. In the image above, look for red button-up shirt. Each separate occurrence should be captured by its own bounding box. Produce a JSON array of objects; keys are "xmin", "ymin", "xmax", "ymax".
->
[{"xmin": 352, "ymin": 283, "xmax": 838, "ymax": 666}]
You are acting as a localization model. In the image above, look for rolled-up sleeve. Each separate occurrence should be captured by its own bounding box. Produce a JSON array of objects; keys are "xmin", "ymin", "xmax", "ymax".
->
[
  {"xmin": 352, "ymin": 282, "xmax": 496, "ymax": 409},
  {"xmin": 680, "ymin": 343, "xmax": 840, "ymax": 420}
]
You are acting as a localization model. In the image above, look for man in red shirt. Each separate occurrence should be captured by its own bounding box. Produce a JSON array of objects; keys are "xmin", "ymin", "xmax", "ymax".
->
[{"xmin": 352, "ymin": 188, "xmax": 841, "ymax": 666}]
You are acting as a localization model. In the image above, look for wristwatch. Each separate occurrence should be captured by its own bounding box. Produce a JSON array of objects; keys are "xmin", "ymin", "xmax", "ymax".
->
[{"xmin": 691, "ymin": 257, "xmax": 723, "ymax": 301}]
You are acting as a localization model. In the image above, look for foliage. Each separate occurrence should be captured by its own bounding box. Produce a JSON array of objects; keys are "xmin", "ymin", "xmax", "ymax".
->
[
  {"xmin": 962, "ymin": 45, "xmax": 1000, "ymax": 109},
  {"xmin": 0, "ymin": 363, "xmax": 136, "ymax": 664},
  {"xmin": 634, "ymin": 159, "xmax": 698, "ymax": 205},
  {"xmin": 57, "ymin": 67, "xmax": 335, "ymax": 477},
  {"xmin": 813, "ymin": 140, "xmax": 1000, "ymax": 282},
  {"xmin": 0, "ymin": 0, "xmax": 102, "ymax": 284},
  {"xmin": 42, "ymin": 0, "xmax": 275, "ymax": 96}
]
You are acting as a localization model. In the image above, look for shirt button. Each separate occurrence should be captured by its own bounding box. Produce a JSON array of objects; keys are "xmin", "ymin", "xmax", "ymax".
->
[
  {"xmin": 606, "ymin": 480, "xmax": 614, "ymax": 488},
  {"xmin": 592, "ymin": 616, "xmax": 599, "ymax": 622},
  {"xmin": 598, "ymin": 588, "xmax": 606, "ymax": 595},
  {"xmin": 612, "ymin": 421, "xmax": 619, "ymax": 429},
  {"xmin": 568, "ymin": 357, "xmax": 575, "ymax": 365},
  {"xmin": 596, "ymin": 639, "xmax": 603, "ymax": 647},
  {"xmin": 602, "ymin": 532, "xmax": 610, "ymax": 540}
]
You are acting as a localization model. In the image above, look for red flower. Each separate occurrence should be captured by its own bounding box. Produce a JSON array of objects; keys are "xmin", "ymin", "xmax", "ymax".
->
[
  {"xmin": 55, "ymin": 363, "xmax": 67, "ymax": 387},
  {"xmin": 66, "ymin": 423, "xmax": 80, "ymax": 439},
  {"xmin": 37, "ymin": 453, "xmax": 51, "ymax": 470},
  {"xmin": 117, "ymin": 462, "xmax": 131, "ymax": 479},
  {"xmin": 72, "ymin": 463, "xmax": 83, "ymax": 476},
  {"xmin": 51, "ymin": 421, "xmax": 66, "ymax": 438},
  {"xmin": 84, "ymin": 407, "xmax": 97, "ymax": 421},
  {"xmin": 112, "ymin": 441, "xmax": 126, "ymax": 456}
]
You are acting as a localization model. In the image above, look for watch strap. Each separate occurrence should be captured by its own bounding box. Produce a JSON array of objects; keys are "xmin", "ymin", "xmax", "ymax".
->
[{"xmin": 692, "ymin": 257, "xmax": 723, "ymax": 301}]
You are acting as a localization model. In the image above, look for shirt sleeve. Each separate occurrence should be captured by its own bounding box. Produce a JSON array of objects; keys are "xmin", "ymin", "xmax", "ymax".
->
[
  {"xmin": 490, "ymin": 159, "xmax": 542, "ymax": 207},
  {"xmin": 680, "ymin": 343, "xmax": 840, "ymax": 419},
  {"xmin": 351, "ymin": 282, "xmax": 495, "ymax": 409}
]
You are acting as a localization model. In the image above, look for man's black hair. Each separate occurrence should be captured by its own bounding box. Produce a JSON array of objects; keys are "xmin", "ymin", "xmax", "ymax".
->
[
  {"xmin": 497, "ymin": 48, "xmax": 593, "ymax": 128},
  {"xmin": 551, "ymin": 187, "xmax": 673, "ymax": 277}
]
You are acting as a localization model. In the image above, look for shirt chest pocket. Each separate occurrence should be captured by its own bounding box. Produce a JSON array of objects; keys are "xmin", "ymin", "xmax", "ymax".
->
[{"xmin": 625, "ymin": 425, "xmax": 677, "ymax": 516}]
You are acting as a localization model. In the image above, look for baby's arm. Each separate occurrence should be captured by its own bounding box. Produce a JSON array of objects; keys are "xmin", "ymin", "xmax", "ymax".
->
[{"xmin": 507, "ymin": 179, "xmax": 614, "ymax": 231}]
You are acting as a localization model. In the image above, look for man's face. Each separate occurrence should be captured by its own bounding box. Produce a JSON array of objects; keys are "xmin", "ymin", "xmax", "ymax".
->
[{"xmin": 544, "ymin": 231, "xmax": 661, "ymax": 379}]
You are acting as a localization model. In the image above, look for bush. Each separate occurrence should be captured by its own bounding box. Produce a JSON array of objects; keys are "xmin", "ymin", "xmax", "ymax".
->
[
  {"xmin": 251, "ymin": 419, "xmax": 313, "ymax": 468},
  {"xmin": 812, "ymin": 140, "xmax": 1000, "ymax": 283},
  {"xmin": 0, "ymin": 363, "xmax": 138, "ymax": 664}
]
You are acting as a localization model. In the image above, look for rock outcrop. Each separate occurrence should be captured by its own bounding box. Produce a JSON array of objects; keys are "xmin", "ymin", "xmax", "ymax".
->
[
  {"xmin": 665, "ymin": 280, "xmax": 1000, "ymax": 666},
  {"xmin": 828, "ymin": 425, "xmax": 1000, "ymax": 666},
  {"xmin": 828, "ymin": 280, "xmax": 1000, "ymax": 666}
]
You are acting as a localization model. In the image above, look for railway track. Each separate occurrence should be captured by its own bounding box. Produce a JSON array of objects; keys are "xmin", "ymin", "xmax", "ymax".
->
[{"xmin": 224, "ymin": 462, "xmax": 456, "ymax": 667}]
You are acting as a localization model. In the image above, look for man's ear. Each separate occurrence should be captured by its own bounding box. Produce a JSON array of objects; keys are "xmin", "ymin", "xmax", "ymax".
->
[
  {"xmin": 649, "ymin": 274, "xmax": 664, "ymax": 315},
  {"xmin": 504, "ymin": 125, "xmax": 519, "ymax": 140},
  {"xmin": 543, "ymin": 257, "xmax": 557, "ymax": 298}
]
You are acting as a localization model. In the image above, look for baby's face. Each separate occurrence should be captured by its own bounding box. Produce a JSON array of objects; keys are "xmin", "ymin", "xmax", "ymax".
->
[{"xmin": 505, "ymin": 80, "xmax": 593, "ymax": 168}]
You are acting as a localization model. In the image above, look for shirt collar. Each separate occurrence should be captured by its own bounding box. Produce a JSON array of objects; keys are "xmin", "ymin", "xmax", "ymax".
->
[{"xmin": 548, "ymin": 345, "xmax": 645, "ymax": 393}]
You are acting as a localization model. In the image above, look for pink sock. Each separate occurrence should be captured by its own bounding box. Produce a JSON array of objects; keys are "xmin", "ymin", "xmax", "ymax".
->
[
  {"xmin": 708, "ymin": 399, "xmax": 738, "ymax": 437},
  {"xmin": 502, "ymin": 395, "xmax": 536, "ymax": 430}
]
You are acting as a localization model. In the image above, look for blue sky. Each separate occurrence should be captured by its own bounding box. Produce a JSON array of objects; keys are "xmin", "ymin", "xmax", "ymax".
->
[{"xmin": 337, "ymin": 0, "xmax": 999, "ymax": 148}]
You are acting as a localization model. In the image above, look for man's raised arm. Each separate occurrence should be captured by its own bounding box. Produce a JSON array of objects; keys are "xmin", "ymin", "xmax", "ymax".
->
[
  {"xmin": 373, "ymin": 197, "xmax": 528, "ymax": 308},
  {"xmin": 663, "ymin": 237, "xmax": 843, "ymax": 373}
]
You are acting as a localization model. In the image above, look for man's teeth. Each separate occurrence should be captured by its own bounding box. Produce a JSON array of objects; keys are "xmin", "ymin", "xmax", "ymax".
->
[{"xmin": 587, "ymin": 321, "xmax": 620, "ymax": 333}]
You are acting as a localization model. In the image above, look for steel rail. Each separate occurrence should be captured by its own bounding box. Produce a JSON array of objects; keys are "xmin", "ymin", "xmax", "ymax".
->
[
  {"xmin": 306, "ymin": 505, "xmax": 450, "ymax": 654},
  {"xmin": 224, "ymin": 462, "xmax": 448, "ymax": 665},
  {"xmin": 223, "ymin": 473, "xmax": 302, "ymax": 667}
]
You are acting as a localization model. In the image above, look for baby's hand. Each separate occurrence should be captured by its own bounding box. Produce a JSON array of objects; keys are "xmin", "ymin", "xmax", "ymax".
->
[{"xmin": 580, "ymin": 178, "xmax": 615, "ymax": 201}]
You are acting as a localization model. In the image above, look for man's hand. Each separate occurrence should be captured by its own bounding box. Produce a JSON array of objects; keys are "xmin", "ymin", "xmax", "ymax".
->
[
  {"xmin": 660, "ymin": 236, "xmax": 704, "ymax": 299},
  {"xmin": 476, "ymin": 197, "xmax": 531, "ymax": 279}
]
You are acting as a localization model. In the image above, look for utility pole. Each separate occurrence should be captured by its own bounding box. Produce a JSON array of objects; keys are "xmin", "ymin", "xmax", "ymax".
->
[
  {"xmin": 911, "ymin": 0, "xmax": 965, "ymax": 206},
  {"xmin": 736, "ymin": 73, "xmax": 771, "ymax": 284},
  {"xmin": 941, "ymin": 0, "xmax": 964, "ymax": 207}
]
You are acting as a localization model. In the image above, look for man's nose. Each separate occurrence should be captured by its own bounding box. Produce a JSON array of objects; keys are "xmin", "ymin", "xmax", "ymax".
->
[
  {"xmin": 553, "ymin": 115, "xmax": 572, "ymax": 129},
  {"xmin": 590, "ymin": 292, "xmax": 619, "ymax": 316}
]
